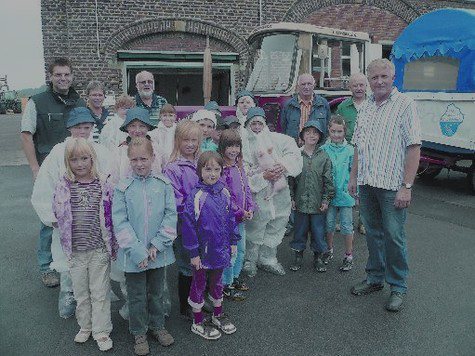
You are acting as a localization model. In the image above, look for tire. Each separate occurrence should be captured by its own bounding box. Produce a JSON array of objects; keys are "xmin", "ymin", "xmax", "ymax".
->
[
  {"xmin": 468, "ymin": 167, "xmax": 475, "ymax": 195},
  {"xmin": 417, "ymin": 164, "xmax": 442, "ymax": 180}
]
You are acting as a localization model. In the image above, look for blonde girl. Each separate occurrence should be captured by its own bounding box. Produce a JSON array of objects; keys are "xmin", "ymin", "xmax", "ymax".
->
[
  {"xmin": 163, "ymin": 120, "xmax": 202, "ymax": 319},
  {"xmin": 53, "ymin": 137, "xmax": 117, "ymax": 352}
]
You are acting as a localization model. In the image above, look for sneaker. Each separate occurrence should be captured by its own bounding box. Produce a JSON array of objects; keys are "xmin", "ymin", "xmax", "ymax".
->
[
  {"xmin": 150, "ymin": 328, "xmax": 174, "ymax": 346},
  {"xmin": 223, "ymin": 286, "xmax": 233, "ymax": 298},
  {"xmin": 231, "ymin": 279, "xmax": 249, "ymax": 291},
  {"xmin": 74, "ymin": 330, "xmax": 91, "ymax": 343},
  {"xmin": 313, "ymin": 254, "xmax": 327, "ymax": 273},
  {"xmin": 134, "ymin": 335, "xmax": 149, "ymax": 355},
  {"xmin": 358, "ymin": 222, "xmax": 366, "ymax": 235},
  {"xmin": 385, "ymin": 291, "xmax": 404, "ymax": 312},
  {"xmin": 226, "ymin": 289, "xmax": 246, "ymax": 301},
  {"xmin": 321, "ymin": 250, "xmax": 333, "ymax": 265},
  {"xmin": 259, "ymin": 262, "xmax": 286, "ymax": 276},
  {"xmin": 351, "ymin": 280, "xmax": 384, "ymax": 296},
  {"xmin": 41, "ymin": 271, "xmax": 60, "ymax": 288},
  {"xmin": 340, "ymin": 257, "xmax": 353, "ymax": 272},
  {"xmin": 58, "ymin": 291, "xmax": 76, "ymax": 319},
  {"xmin": 191, "ymin": 322, "xmax": 221, "ymax": 340},
  {"xmin": 212, "ymin": 314, "xmax": 237, "ymax": 335},
  {"xmin": 96, "ymin": 336, "xmax": 113, "ymax": 352},
  {"xmin": 289, "ymin": 251, "xmax": 303, "ymax": 271},
  {"xmin": 242, "ymin": 261, "xmax": 257, "ymax": 277}
]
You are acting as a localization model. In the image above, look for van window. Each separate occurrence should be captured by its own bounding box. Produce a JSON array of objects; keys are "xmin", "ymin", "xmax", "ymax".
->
[{"xmin": 404, "ymin": 56, "xmax": 459, "ymax": 91}]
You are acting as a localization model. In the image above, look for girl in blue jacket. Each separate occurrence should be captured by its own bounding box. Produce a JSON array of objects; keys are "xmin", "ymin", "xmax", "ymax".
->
[
  {"xmin": 112, "ymin": 137, "xmax": 177, "ymax": 356},
  {"xmin": 182, "ymin": 151, "xmax": 240, "ymax": 340},
  {"xmin": 321, "ymin": 116, "xmax": 356, "ymax": 272}
]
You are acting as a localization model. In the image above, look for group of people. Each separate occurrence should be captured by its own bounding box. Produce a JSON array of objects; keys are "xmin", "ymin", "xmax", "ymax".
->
[{"xmin": 21, "ymin": 56, "xmax": 421, "ymax": 355}]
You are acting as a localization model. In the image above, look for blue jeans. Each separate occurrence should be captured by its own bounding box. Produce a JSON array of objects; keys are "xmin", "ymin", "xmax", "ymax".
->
[
  {"xmin": 359, "ymin": 185, "xmax": 408, "ymax": 293},
  {"xmin": 326, "ymin": 206, "xmax": 354, "ymax": 235},
  {"xmin": 37, "ymin": 222, "xmax": 53, "ymax": 273},
  {"xmin": 289, "ymin": 211, "xmax": 327, "ymax": 254},
  {"xmin": 125, "ymin": 268, "xmax": 165, "ymax": 336},
  {"xmin": 222, "ymin": 223, "xmax": 246, "ymax": 286}
]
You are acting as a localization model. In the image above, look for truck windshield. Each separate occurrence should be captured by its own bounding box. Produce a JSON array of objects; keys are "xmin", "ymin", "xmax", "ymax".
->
[{"xmin": 246, "ymin": 33, "xmax": 298, "ymax": 93}]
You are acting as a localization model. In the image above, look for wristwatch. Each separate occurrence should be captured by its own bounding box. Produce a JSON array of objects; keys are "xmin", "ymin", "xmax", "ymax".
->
[{"xmin": 402, "ymin": 183, "xmax": 412, "ymax": 189}]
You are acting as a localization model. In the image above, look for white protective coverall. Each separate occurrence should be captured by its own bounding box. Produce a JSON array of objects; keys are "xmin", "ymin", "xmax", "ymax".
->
[
  {"xmin": 149, "ymin": 121, "xmax": 176, "ymax": 164},
  {"xmin": 241, "ymin": 123, "xmax": 302, "ymax": 273},
  {"xmin": 99, "ymin": 114, "xmax": 128, "ymax": 151}
]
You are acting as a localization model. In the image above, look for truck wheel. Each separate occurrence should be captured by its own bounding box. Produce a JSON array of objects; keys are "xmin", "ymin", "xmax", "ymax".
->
[
  {"xmin": 468, "ymin": 167, "xmax": 475, "ymax": 195},
  {"xmin": 417, "ymin": 164, "xmax": 442, "ymax": 180}
]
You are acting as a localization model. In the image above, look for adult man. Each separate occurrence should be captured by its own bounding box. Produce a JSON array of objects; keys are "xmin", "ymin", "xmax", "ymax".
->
[
  {"xmin": 336, "ymin": 72, "xmax": 367, "ymax": 143},
  {"xmin": 348, "ymin": 59, "xmax": 421, "ymax": 312},
  {"xmin": 134, "ymin": 71, "xmax": 167, "ymax": 118},
  {"xmin": 281, "ymin": 73, "xmax": 331, "ymax": 143},
  {"xmin": 20, "ymin": 57, "xmax": 85, "ymax": 287},
  {"xmin": 337, "ymin": 72, "xmax": 368, "ymax": 235}
]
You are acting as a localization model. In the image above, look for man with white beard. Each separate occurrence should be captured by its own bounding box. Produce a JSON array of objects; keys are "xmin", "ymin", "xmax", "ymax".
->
[{"xmin": 134, "ymin": 70, "xmax": 167, "ymax": 118}]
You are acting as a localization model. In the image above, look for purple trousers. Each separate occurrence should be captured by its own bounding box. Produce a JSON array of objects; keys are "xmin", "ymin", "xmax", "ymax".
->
[{"xmin": 188, "ymin": 268, "xmax": 224, "ymax": 309}]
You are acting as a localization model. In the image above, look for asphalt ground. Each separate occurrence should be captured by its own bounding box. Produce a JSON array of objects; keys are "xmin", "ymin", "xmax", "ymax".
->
[{"xmin": 1, "ymin": 113, "xmax": 474, "ymax": 356}]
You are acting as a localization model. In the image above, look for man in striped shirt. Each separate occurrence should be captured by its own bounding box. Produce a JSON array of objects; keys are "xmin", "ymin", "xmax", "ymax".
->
[{"xmin": 348, "ymin": 59, "xmax": 421, "ymax": 312}]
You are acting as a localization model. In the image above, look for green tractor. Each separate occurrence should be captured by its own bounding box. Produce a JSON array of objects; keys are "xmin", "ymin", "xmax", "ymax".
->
[{"xmin": 0, "ymin": 90, "xmax": 22, "ymax": 114}]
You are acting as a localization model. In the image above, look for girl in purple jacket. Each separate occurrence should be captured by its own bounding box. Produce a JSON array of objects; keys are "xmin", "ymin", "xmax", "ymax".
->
[
  {"xmin": 218, "ymin": 129, "xmax": 255, "ymax": 300},
  {"xmin": 182, "ymin": 151, "xmax": 240, "ymax": 340},
  {"xmin": 163, "ymin": 120, "xmax": 201, "ymax": 319},
  {"xmin": 53, "ymin": 138, "xmax": 117, "ymax": 352}
]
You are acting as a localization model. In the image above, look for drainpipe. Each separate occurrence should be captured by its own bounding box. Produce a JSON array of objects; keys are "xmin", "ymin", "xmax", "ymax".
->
[{"xmin": 259, "ymin": 0, "xmax": 263, "ymax": 26}]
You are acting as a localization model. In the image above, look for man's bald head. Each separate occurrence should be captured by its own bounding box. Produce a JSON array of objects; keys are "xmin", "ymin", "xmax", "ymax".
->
[
  {"xmin": 297, "ymin": 73, "xmax": 315, "ymax": 100},
  {"xmin": 349, "ymin": 72, "xmax": 367, "ymax": 102}
]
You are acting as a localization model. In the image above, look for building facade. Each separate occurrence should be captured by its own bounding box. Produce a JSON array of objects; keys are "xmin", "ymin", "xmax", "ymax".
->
[{"xmin": 40, "ymin": 0, "xmax": 475, "ymax": 105}]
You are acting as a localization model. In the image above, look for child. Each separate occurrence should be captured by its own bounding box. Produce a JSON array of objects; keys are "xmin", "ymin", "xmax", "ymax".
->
[
  {"xmin": 321, "ymin": 116, "xmax": 355, "ymax": 271},
  {"xmin": 235, "ymin": 90, "xmax": 257, "ymax": 127},
  {"xmin": 53, "ymin": 137, "xmax": 117, "ymax": 352},
  {"xmin": 182, "ymin": 151, "xmax": 239, "ymax": 339},
  {"xmin": 241, "ymin": 107, "xmax": 302, "ymax": 277},
  {"xmin": 100, "ymin": 94, "xmax": 135, "ymax": 150},
  {"xmin": 149, "ymin": 103, "xmax": 177, "ymax": 163},
  {"xmin": 109, "ymin": 107, "xmax": 162, "ymax": 185},
  {"xmin": 112, "ymin": 137, "xmax": 177, "ymax": 356},
  {"xmin": 288, "ymin": 120, "xmax": 334, "ymax": 272},
  {"xmin": 31, "ymin": 107, "xmax": 112, "ymax": 320},
  {"xmin": 191, "ymin": 109, "xmax": 218, "ymax": 152},
  {"xmin": 163, "ymin": 120, "xmax": 201, "ymax": 319},
  {"xmin": 218, "ymin": 129, "xmax": 255, "ymax": 300}
]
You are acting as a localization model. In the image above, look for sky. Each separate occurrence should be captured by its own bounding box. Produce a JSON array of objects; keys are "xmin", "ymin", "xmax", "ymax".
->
[{"xmin": 0, "ymin": 0, "xmax": 45, "ymax": 90}]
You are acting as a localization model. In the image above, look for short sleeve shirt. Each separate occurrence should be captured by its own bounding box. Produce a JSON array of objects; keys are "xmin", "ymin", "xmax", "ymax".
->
[{"xmin": 352, "ymin": 88, "xmax": 421, "ymax": 191}]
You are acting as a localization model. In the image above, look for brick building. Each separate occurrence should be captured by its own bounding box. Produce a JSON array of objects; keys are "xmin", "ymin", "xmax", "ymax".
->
[{"xmin": 40, "ymin": 0, "xmax": 475, "ymax": 105}]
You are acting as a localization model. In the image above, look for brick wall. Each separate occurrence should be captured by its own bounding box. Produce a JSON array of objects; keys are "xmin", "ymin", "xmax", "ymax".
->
[{"xmin": 40, "ymin": 0, "xmax": 475, "ymax": 96}]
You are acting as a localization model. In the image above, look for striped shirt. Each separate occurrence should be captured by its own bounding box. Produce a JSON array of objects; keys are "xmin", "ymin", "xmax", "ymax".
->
[
  {"xmin": 70, "ymin": 180, "xmax": 104, "ymax": 251},
  {"xmin": 352, "ymin": 88, "xmax": 421, "ymax": 191},
  {"xmin": 299, "ymin": 96, "xmax": 313, "ymax": 132}
]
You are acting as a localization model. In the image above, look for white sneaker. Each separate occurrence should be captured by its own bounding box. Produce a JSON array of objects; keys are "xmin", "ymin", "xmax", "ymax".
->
[
  {"xmin": 74, "ymin": 330, "xmax": 91, "ymax": 343},
  {"xmin": 96, "ymin": 336, "xmax": 113, "ymax": 352},
  {"xmin": 191, "ymin": 322, "xmax": 221, "ymax": 340}
]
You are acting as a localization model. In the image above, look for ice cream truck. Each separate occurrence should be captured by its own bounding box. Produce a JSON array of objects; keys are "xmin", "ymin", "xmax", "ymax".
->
[{"xmin": 391, "ymin": 8, "xmax": 475, "ymax": 193}]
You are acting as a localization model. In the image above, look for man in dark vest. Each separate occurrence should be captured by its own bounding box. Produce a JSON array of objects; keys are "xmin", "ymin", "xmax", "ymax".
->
[{"xmin": 20, "ymin": 57, "xmax": 85, "ymax": 287}]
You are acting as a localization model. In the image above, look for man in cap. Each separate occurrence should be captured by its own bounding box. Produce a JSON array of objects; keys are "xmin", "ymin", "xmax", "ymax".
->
[{"xmin": 21, "ymin": 57, "xmax": 86, "ymax": 287}]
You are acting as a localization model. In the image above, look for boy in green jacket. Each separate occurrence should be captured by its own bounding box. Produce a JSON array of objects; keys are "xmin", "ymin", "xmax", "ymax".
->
[{"xmin": 288, "ymin": 121, "xmax": 335, "ymax": 272}]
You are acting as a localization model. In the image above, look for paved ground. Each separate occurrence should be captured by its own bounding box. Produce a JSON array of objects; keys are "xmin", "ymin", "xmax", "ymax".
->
[{"xmin": 1, "ymin": 114, "xmax": 474, "ymax": 356}]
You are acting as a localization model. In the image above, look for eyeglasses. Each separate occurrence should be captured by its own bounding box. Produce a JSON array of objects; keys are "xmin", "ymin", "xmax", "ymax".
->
[
  {"xmin": 138, "ymin": 80, "xmax": 154, "ymax": 85},
  {"xmin": 52, "ymin": 73, "xmax": 72, "ymax": 79}
]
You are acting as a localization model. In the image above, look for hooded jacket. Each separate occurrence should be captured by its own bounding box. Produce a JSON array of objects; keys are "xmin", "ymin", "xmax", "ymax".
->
[
  {"xmin": 220, "ymin": 163, "xmax": 255, "ymax": 223},
  {"xmin": 289, "ymin": 145, "xmax": 335, "ymax": 214},
  {"xmin": 321, "ymin": 141, "xmax": 355, "ymax": 207},
  {"xmin": 181, "ymin": 180, "xmax": 240, "ymax": 269}
]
